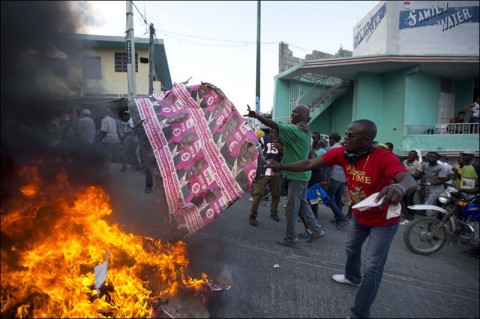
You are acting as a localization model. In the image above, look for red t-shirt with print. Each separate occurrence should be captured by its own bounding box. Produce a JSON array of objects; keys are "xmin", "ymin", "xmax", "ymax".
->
[{"xmin": 322, "ymin": 146, "xmax": 407, "ymax": 226}]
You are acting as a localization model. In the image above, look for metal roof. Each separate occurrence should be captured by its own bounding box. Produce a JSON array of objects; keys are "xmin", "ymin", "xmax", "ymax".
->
[
  {"xmin": 67, "ymin": 33, "xmax": 154, "ymax": 50},
  {"xmin": 278, "ymin": 54, "xmax": 480, "ymax": 81}
]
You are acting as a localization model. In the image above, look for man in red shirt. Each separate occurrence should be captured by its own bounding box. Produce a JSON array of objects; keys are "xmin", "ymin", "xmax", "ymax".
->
[{"xmin": 265, "ymin": 119, "xmax": 417, "ymax": 319}]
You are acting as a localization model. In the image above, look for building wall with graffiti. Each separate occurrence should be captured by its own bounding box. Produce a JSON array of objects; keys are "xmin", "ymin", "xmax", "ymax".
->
[{"xmin": 353, "ymin": 1, "xmax": 479, "ymax": 56}]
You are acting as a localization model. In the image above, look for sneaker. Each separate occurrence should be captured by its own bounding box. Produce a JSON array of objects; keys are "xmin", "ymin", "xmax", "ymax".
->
[
  {"xmin": 329, "ymin": 219, "xmax": 338, "ymax": 225},
  {"xmin": 249, "ymin": 197, "xmax": 253, "ymax": 202},
  {"xmin": 270, "ymin": 214, "xmax": 280, "ymax": 222},
  {"xmin": 336, "ymin": 220, "xmax": 351, "ymax": 229},
  {"xmin": 249, "ymin": 216, "xmax": 257, "ymax": 226},
  {"xmin": 305, "ymin": 228, "xmax": 325, "ymax": 243},
  {"xmin": 276, "ymin": 237, "xmax": 298, "ymax": 246},
  {"xmin": 332, "ymin": 274, "xmax": 360, "ymax": 287},
  {"xmin": 400, "ymin": 219, "xmax": 410, "ymax": 225},
  {"xmin": 461, "ymin": 247, "xmax": 480, "ymax": 258},
  {"xmin": 298, "ymin": 229, "xmax": 313, "ymax": 239}
]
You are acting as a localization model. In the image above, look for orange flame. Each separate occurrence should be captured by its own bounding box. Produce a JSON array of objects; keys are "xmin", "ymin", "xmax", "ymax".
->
[{"xmin": 1, "ymin": 161, "xmax": 209, "ymax": 318}]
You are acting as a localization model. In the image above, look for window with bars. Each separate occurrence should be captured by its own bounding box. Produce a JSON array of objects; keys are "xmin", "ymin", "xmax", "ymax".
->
[
  {"xmin": 115, "ymin": 52, "xmax": 138, "ymax": 72},
  {"xmin": 82, "ymin": 56, "xmax": 101, "ymax": 80}
]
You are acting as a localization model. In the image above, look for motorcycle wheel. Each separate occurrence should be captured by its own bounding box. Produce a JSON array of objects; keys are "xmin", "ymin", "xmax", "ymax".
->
[{"xmin": 403, "ymin": 217, "xmax": 448, "ymax": 256}]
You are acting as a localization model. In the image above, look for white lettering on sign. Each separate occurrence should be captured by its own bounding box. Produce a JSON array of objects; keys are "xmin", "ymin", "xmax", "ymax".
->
[
  {"xmin": 408, "ymin": 2, "xmax": 449, "ymax": 26},
  {"xmin": 354, "ymin": 3, "xmax": 386, "ymax": 48},
  {"xmin": 438, "ymin": 8, "xmax": 473, "ymax": 31},
  {"xmin": 204, "ymin": 168, "xmax": 213, "ymax": 185}
]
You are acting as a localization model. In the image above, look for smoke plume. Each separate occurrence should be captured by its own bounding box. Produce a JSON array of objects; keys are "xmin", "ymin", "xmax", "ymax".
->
[{"xmin": 0, "ymin": 1, "xmax": 109, "ymax": 202}]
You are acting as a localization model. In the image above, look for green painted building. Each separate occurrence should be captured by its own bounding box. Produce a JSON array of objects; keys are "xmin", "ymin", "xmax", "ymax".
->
[{"xmin": 272, "ymin": 1, "xmax": 479, "ymax": 157}]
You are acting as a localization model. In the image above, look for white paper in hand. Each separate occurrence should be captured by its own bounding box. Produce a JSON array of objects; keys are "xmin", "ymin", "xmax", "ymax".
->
[
  {"xmin": 94, "ymin": 250, "xmax": 110, "ymax": 296},
  {"xmin": 352, "ymin": 192, "xmax": 401, "ymax": 220}
]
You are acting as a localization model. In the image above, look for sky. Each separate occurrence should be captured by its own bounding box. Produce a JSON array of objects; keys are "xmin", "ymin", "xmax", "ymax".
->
[{"xmin": 82, "ymin": 1, "xmax": 379, "ymax": 116}]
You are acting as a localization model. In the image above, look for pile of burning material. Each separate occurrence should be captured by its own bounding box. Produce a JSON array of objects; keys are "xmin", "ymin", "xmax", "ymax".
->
[
  {"xmin": 153, "ymin": 278, "xmax": 230, "ymax": 318},
  {"xmin": 0, "ymin": 158, "xmax": 229, "ymax": 318}
]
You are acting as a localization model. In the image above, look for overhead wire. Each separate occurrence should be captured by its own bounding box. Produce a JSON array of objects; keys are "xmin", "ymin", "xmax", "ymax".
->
[
  {"xmin": 155, "ymin": 28, "xmax": 252, "ymax": 45},
  {"xmin": 131, "ymin": 1, "xmax": 313, "ymax": 51},
  {"xmin": 131, "ymin": 1, "xmax": 148, "ymax": 26}
]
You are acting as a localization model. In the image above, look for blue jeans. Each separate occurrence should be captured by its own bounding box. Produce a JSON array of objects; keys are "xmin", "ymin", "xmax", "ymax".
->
[
  {"xmin": 345, "ymin": 215, "xmax": 399, "ymax": 319},
  {"xmin": 285, "ymin": 180, "xmax": 323, "ymax": 239},
  {"xmin": 326, "ymin": 179, "xmax": 348, "ymax": 223}
]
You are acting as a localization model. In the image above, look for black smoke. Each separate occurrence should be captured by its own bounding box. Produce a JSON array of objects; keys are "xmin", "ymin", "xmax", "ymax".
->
[{"xmin": 1, "ymin": 2, "xmax": 110, "ymax": 203}]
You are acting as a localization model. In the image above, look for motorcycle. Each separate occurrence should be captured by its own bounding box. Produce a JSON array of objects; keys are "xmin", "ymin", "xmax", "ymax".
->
[{"xmin": 403, "ymin": 186, "xmax": 480, "ymax": 256}]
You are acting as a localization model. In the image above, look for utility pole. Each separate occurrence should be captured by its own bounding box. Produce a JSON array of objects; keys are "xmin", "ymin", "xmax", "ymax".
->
[
  {"xmin": 148, "ymin": 23, "xmax": 155, "ymax": 95},
  {"xmin": 126, "ymin": 0, "xmax": 137, "ymax": 100},
  {"xmin": 255, "ymin": 0, "xmax": 261, "ymax": 115}
]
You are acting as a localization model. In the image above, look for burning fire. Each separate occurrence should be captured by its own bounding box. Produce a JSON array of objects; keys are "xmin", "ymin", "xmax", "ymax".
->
[{"xmin": 1, "ymin": 159, "xmax": 211, "ymax": 318}]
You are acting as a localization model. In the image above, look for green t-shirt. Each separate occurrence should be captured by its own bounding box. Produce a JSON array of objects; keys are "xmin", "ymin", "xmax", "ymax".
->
[
  {"xmin": 460, "ymin": 164, "xmax": 478, "ymax": 190},
  {"xmin": 278, "ymin": 123, "xmax": 311, "ymax": 182}
]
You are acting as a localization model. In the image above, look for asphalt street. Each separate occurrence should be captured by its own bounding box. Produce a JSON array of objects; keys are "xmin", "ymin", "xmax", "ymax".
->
[{"xmin": 106, "ymin": 163, "xmax": 479, "ymax": 318}]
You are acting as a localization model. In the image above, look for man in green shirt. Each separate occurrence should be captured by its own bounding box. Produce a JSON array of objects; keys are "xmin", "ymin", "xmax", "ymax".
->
[
  {"xmin": 246, "ymin": 105, "xmax": 325, "ymax": 246},
  {"xmin": 453, "ymin": 150, "xmax": 479, "ymax": 258},
  {"xmin": 453, "ymin": 150, "xmax": 479, "ymax": 193}
]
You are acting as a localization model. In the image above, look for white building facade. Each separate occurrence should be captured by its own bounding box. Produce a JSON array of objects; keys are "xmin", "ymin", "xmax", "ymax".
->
[{"xmin": 353, "ymin": 1, "xmax": 479, "ymax": 56}]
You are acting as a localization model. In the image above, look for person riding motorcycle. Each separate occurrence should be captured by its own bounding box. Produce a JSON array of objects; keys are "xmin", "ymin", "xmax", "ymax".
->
[
  {"xmin": 451, "ymin": 150, "xmax": 479, "ymax": 258},
  {"xmin": 414, "ymin": 152, "xmax": 449, "ymax": 216}
]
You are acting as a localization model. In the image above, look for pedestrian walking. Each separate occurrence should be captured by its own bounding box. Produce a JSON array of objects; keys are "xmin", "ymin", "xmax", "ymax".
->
[
  {"xmin": 74, "ymin": 109, "xmax": 96, "ymax": 146},
  {"xmin": 98, "ymin": 108, "xmax": 127, "ymax": 172},
  {"xmin": 265, "ymin": 119, "xmax": 417, "ymax": 318},
  {"xmin": 248, "ymin": 128, "xmax": 282, "ymax": 226},
  {"xmin": 245, "ymin": 104, "xmax": 326, "ymax": 246},
  {"xmin": 325, "ymin": 132, "xmax": 350, "ymax": 229}
]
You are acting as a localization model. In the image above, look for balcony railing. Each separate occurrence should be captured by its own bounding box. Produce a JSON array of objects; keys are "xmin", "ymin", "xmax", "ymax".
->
[{"xmin": 405, "ymin": 123, "xmax": 479, "ymax": 135}]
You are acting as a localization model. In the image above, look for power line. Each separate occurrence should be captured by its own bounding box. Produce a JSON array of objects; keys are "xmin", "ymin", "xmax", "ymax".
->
[
  {"xmin": 131, "ymin": 1, "xmax": 148, "ymax": 25},
  {"xmin": 288, "ymin": 44, "xmax": 315, "ymax": 54},
  {"xmin": 156, "ymin": 29, "xmax": 279, "ymax": 48},
  {"xmin": 131, "ymin": 1, "xmax": 314, "ymax": 52},
  {"xmin": 130, "ymin": 1, "xmax": 277, "ymax": 48},
  {"xmin": 156, "ymin": 31, "xmax": 258, "ymax": 47},
  {"xmin": 156, "ymin": 28, "xmax": 253, "ymax": 45}
]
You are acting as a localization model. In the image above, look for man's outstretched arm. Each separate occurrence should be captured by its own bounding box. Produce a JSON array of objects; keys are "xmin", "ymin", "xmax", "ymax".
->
[
  {"xmin": 265, "ymin": 156, "xmax": 326, "ymax": 172},
  {"xmin": 244, "ymin": 104, "xmax": 278, "ymax": 130}
]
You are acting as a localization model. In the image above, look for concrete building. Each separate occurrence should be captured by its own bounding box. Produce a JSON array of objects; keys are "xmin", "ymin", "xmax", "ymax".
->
[
  {"xmin": 40, "ymin": 33, "xmax": 172, "ymax": 143},
  {"xmin": 272, "ymin": 1, "xmax": 479, "ymax": 156},
  {"xmin": 278, "ymin": 42, "xmax": 352, "ymax": 73},
  {"xmin": 58, "ymin": 33, "xmax": 172, "ymax": 102}
]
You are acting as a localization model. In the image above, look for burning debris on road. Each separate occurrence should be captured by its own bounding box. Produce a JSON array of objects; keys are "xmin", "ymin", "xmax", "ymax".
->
[
  {"xmin": 1, "ymin": 2, "xmax": 230, "ymax": 318},
  {"xmin": 0, "ymin": 159, "xmax": 229, "ymax": 318}
]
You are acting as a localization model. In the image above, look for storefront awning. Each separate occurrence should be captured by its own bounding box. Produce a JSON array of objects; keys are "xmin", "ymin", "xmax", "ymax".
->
[{"xmin": 279, "ymin": 54, "xmax": 479, "ymax": 81}]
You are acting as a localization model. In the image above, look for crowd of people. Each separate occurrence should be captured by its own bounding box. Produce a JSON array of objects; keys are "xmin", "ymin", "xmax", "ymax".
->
[
  {"xmin": 244, "ymin": 105, "xmax": 478, "ymax": 319},
  {"xmin": 58, "ymin": 100, "xmax": 478, "ymax": 318},
  {"xmin": 58, "ymin": 107, "xmax": 153, "ymax": 193}
]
